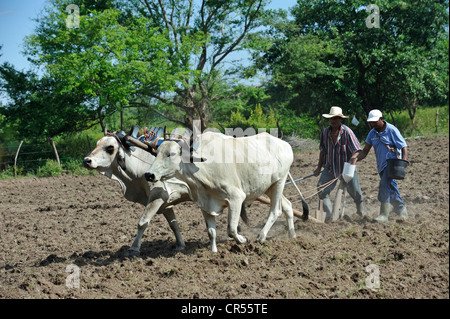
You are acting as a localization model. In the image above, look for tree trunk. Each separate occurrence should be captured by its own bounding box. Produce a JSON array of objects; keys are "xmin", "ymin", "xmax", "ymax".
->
[
  {"xmin": 98, "ymin": 106, "xmax": 105, "ymax": 133},
  {"xmin": 389, "ymin": 110, "xmax": 397, "ymax": 127},
  {"xmin": 120, "ymin": 105, "xmax": 124, "ymax": 131},
  {"xmin": 197, "ymin": 99, "xmax": 209, "ymax": 132},
  {"xmin": 406, "ymin": 95, "xmax": 418, "ymax": 128}
]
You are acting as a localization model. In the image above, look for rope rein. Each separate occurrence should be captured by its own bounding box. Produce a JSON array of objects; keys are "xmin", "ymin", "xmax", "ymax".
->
[{"xmin": 287, "ymin": 175, "xmax": 341, "ymax": 203}]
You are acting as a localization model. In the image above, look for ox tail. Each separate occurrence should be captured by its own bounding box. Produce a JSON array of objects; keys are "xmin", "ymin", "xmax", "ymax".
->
[
  {"xmin": 302, "ymin": 199, "xmax": 309, "ymax": 221},
  {"xmin": 240, "ymin": 203, "xmax": 249, "ymax": 225}
]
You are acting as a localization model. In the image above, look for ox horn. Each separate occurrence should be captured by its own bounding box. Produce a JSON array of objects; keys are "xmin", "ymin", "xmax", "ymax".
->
[{"xmin": 103, "ymin": 124, "xmax": 107, "ymax": 136}]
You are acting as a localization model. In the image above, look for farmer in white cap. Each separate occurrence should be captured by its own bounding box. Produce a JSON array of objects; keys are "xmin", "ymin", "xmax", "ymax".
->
[
  {"xmin": 356, "ymin": 109, "xmax": 408, "ymax": 221},
  {"xmin": 313, "ymin": 106, "xmax": 364, "ymax": 221}
]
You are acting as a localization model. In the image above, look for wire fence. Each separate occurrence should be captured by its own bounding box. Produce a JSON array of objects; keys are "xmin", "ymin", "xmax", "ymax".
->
[
  {"xmin": 0, "ymin": 143, "xmax": 55, "ymax": 165},
  {"xmin": 0, "ymin": 136, "xmax": 95, "ymax": 177}
]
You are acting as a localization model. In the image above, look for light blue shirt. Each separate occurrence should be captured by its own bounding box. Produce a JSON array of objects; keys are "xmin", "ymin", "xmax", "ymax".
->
[{"xmin": 366, "ymin": 121, "xmax": 407, "ymax": 173}]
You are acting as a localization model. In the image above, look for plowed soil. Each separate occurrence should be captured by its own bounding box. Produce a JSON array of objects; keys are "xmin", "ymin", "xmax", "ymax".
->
[{"xmin": 1, "ymin": 136, "xmax": 448, "ymax": 299}]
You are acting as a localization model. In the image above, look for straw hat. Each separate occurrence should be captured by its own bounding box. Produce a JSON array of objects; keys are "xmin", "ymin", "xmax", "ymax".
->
[{"xmin": 322, "ymin": 106, "xmax": 348, "ymax": 119}]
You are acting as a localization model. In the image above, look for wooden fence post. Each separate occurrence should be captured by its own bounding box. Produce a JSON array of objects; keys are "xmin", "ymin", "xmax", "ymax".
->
[
  {"xmin": 14, "ymin": 140, "xmax": 24, "ymax": 178},
  {"xmin": 435, "ymin": 108, "xmax": 439, "ymax": 133},
  {"xmin": 49, "ymin": 139, "xmax": 61, "ymax": 167},
  {"xmin": 87, "ymin": 135, "xmax": 92, "ymax": 152}
]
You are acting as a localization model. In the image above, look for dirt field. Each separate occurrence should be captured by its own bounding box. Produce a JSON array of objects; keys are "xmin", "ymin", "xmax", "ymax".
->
[{"xmin": 1, "ymin": 136, "xmax": 448, "ymax": 299}]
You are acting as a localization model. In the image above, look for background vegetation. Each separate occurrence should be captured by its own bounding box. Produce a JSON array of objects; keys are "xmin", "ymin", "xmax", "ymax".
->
[{"xmin": 0, "ymin": 0, "xmax": 448, "ymax": 179}]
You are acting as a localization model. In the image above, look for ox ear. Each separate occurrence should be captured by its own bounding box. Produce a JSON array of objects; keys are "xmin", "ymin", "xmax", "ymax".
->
[{"xmin": 116, "ymin": 147, "xmax": 127, "ymax": 171}]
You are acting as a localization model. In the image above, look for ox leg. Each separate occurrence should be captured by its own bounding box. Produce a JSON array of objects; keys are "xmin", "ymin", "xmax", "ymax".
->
[
  {"xmin": 281, "ymin": 194, "xmax": 296, "ymax": 239},
  {"xmin": 227, "ymin": 200, "xmax": 247, "ymax": 245},
  {"xmin": 257, "ymin": 184, "xmax": 284, "ymax": 243},
  {"xmin": 129, "ymin": 198, "xmax": 164, "ymax": 257},
  {"xmin": 162, "ymin": 208, "xmax": 186, "ymax": 251},
  {"xmin": 202, "ymin": 210, "xmax": 218, "ymax": 253}
]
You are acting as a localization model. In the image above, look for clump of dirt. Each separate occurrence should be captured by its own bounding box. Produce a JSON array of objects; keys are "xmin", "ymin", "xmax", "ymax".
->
[{"xmin": 0, "ymin": 136, "xmax": 448, "ymax": 299}]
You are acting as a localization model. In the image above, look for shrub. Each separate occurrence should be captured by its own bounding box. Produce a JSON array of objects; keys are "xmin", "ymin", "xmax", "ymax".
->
[
  {"xmin": 36, "ymin": 160, "xmax": 64, "ymax": 177},
  {"xmin": 63, "ymin": 158, "xmax": 97, "ymax": 175}
]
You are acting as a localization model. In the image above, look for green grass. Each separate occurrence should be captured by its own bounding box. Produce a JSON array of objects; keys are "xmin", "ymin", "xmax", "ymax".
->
[{"xmin": 392, "ymin": 105, "xmax": 449, "ymax": 138}]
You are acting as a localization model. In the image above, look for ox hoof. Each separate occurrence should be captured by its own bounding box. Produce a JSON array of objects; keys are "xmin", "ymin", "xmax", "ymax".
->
[
  {"xmin": 256, "ymin": 233, "xmax": 266, "ymax": 243},
  {"xmin": 235, "ymin": 234, "xmax": 247, "ymax": 244},
  {"xmin": 174, "ymin": 245, "xmax": 186, "ymax": 252},
  {"xmin": 126, "ymin": 249, "xmax": 140, "ymax": 258}
]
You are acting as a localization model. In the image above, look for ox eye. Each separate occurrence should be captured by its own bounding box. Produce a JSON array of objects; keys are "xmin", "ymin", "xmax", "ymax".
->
[
  {"xmin": 169, "ymin": 152, "xmax": 177, "ymax": 158},
  {"xmin": 106, "ymin": 145, "xmax": 115, "ymax": 155}
]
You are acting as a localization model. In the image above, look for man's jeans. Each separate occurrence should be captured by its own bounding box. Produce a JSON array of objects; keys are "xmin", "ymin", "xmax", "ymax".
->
[
  {"xmin": 378, "ymin": 168, "xmax": 405, "ymax": 213},
  {"xmin": 317, "ymin": 168, "xmax": 364, "ymax": 217}
]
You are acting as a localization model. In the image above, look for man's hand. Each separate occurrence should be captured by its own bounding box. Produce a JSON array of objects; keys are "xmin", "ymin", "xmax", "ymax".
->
[{"xmin": 313, "ymin": 167, "xmax": 321, "ymax": 176}]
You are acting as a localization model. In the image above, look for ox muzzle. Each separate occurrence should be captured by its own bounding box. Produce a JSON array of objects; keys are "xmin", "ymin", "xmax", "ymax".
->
[
  {"xmin": 83, "ymin": 157, "xmax": 93, "ymax": 169},
  {"xmin": 144, "ymin": 172, "xmax": 156, "ymax": 182}
]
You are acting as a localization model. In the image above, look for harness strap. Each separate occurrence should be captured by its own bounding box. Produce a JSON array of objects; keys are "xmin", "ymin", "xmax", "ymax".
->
[{"xmin": 377, "ymin": 134, "xmax": 400, "ymax": 159}]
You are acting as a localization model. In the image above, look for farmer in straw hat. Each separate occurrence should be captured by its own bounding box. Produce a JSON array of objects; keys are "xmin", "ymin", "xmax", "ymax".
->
[
  {"xmin": 313, "ymin": 106, "xmax": 364, "ymax": 222},
  {"xmin": 356, "ymin": 109, "xmax": 408, "ymax": 222}
]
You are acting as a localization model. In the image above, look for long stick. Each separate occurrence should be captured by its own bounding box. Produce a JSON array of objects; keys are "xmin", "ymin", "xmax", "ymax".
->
[
  {"xmin": 285, "ymin": 173, "xmax": 315, "ymax": 185},
  {"xmin": 14, "ymin": 140, "xmax": 23, "ymax": 178},
  {"xmin": 49, "ymin": 139, "xmax": 61, "ymax": 167},
  {"xmin": 287, "ymin": 171, "xmax": 307, "ymax": 204}
]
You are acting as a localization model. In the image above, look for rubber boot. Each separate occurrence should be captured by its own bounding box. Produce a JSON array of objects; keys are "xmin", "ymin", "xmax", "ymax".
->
[
  {"xmin": 323, "ymin": 197, "xmax": 333, "ymax": 222},
  {"xmin": 356, "ymin": 201, "xmax": 364, "ymax": 216},
  {"xmin": 398, "ymin": 207, "xmax": 408, "ymax": 220},
  {"xmin": 374, "ymin": 202, "xmax": 390, "ymax": 222}
]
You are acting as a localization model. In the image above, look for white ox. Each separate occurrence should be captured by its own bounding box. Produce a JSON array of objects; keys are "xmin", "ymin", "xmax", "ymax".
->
[
  {"xmin": 83, "ymin": 134, "xmax": 192, "ymax": 256},
  {"xmin": 145, "ymin": 131, "xmax": 303, "ymax": 252}
]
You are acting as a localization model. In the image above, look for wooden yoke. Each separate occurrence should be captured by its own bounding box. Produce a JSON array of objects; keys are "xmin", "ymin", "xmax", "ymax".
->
[{"xmin": 123, "ymin": 135, "xmax": 157, "ymax": 156}]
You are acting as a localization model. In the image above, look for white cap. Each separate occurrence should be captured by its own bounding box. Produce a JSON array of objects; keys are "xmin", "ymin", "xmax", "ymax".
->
[
  {"xmin": 367, "ymin": 109, "xmax": 383, "ymax": 122},
  {"xmin": 322, "ymin": 106, "xmax": 348, "ymax": 118}
]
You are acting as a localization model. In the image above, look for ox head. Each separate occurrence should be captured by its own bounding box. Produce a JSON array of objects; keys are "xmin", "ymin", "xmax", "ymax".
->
[
  {"xmin": 144, "ymin": 140, "xmax": 183, "ymax": 182},
  {"xmin": 144, "ymin": 138, "xmax": 205, "ymax": 182},
  {"xmin": 83, "ymin": 135, "xmax": 127, "ymax": 172}
]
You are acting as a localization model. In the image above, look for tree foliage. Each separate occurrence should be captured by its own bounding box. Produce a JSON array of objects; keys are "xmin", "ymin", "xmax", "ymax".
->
[
  {"xmin": 0, "ymin": 62, "xmax": 95, "ymax": 142},
  {"xmin": 21, "ymin": 0, "xmax": 272, "ymax": 132},
  {"xmin": 259, "ymin": 0, "xmax": 449, "ymax": 122},
  {"xmin": 1, "ymin": 0, "xmax": 448, "ymax": 144}
]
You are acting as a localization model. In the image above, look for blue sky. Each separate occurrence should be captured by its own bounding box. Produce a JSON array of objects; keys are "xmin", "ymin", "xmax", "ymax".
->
[
  {"xmin": 0, "ymin": 0, "xmax": 47, "ymax": 70},
  {"xmin": 0, "ymin": 0, "xmax": 298, "ymax": 72}
]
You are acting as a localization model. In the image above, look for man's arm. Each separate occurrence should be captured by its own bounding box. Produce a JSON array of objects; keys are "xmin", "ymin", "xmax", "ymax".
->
[
  {"xmin": 356, "ymin": 143, "xmax": 372, "ymax": 162},
  {"xmin": 401, "ymin": 146, "xmax": 408, "ymax": 161},
  {"xmin": 314, "ymin": 150, "xmax": 324, "ymax": 176},
  {"xmin": 349, "ymin": 150, "xmax": 361, "ymax": 165}
]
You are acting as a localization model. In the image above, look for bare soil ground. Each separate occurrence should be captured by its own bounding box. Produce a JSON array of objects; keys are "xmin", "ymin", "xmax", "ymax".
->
[{"xmin": 1, "ymin": 136, "xmax": 448, "ymax": 299}]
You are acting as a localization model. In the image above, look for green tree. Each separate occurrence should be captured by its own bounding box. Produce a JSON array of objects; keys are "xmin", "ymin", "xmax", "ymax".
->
[
  {"xmin": 0, "ymin": 62, "xmax": 95, "ymax": 141},
  {"xmin": 24, "ymin": 0, "xmax": 272, "ymax": 132},
  {"xmin": 24, "ymin": 1, "xmax": 187, "ymax": 131},
  {"xmin": 259, "ymin": 0, "xmax": 449, "ymax": 121}
]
